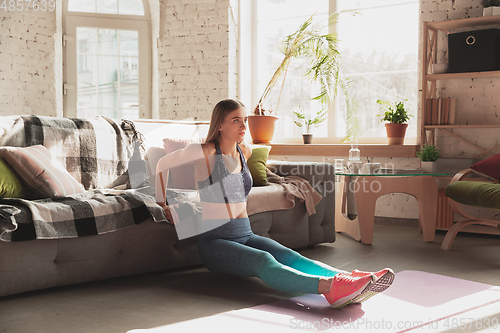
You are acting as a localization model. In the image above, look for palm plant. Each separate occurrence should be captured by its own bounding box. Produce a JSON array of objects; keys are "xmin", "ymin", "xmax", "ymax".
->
[{"xmin": 254, "ymin": 11, "xmax": 357, "ymax": 125}]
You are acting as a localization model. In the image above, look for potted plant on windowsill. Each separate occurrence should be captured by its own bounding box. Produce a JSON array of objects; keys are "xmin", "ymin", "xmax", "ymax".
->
[
  {"xmin": 417, "ymin": 144, "xmax": 440, "ymax": 173},
  {"xmin": 481, "ymin": 0, "xmax": 500, "ymax": 16},
  {"xmin": 293, "ymin": 105, "xmax": 327, "ymax": 144},
  {"xmin": 249, "ymin": 12, "xmax": 355, "ymax": 144},
  {"xmin": 376, "ymin": 99, "xmax": 412, "ymax": 145}
]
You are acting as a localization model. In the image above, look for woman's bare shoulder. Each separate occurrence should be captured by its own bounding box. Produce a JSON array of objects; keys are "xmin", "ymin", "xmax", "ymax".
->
[
  {"xmin": 186, "ymin": 141, "xmax": 216, "ymax": 156},
  {"xmin": 239, "ymin": 141, "xmax": 252, "ymax": 160}
]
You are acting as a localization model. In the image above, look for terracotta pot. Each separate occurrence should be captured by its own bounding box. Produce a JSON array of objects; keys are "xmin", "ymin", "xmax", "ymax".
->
[
  {"xmin": 385, "ymin": 123, "xmax": 408, "ymax": 145},
  {"xmin": 302, "ymin": 134, "xmax": 312, "ymax": 144},
  {"xmin": 248, "ymin": 115, "xmax": 279, "ymax": 144}
]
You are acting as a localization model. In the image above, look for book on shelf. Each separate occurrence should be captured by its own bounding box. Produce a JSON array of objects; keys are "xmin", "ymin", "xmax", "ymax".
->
[
  {"xmin": 425, "ymin": 97, "xmax": 456, "ymax": 125},
  {"xmin": 448, "ymin": 98, "xmax": 456, "ymax": 125},
  {"xmin": 425, "ymin": 99, "xmax": 432, "ymax": 125},
  {"xmin": 437, "ymin": 98, "xmax": 443, "ymax": 125},
  {"xmin": 442, "ymin": 98, "xmax": 449, "ymax": 125},
  {"xmin": 431, "ymin": 98, "xmax": 439, "ymax": 125}
]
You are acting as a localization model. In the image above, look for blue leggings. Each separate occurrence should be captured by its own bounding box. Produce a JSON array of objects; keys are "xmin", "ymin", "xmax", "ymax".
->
[{"xmin": 198, "ymin": 218, "xmax": 340, "ymax": 294}]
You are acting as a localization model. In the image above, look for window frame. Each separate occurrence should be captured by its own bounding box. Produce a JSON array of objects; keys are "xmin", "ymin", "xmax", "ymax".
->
[{"xmin": 63, "ymin": 0, "xmax": 151, "ymax": 119}]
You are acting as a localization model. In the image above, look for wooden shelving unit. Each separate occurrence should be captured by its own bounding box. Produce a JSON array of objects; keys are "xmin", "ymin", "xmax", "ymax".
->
[{"xmin": 421, "ymin": 16, "xmax": 500, "ymax": 158}]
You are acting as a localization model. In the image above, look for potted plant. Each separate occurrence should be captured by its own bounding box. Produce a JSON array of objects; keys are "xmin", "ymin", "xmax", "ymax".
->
[
  {"xmin": 376, "ymin": 99, "xmax": 412, "ymax": 145},
  {"xmin": 416, "ymin": 144, "xmax": 440, "ymax": 173},
  {"xmin": 481, "ymin": 0, "xmax": 500, "ymax": 16},
  {"xmin": 249, "ymin": 12, "xmax": 354, "ymax": 144},
  {"xmin": 293, "ymin": 106, "xmax": 328, "ymax": 144}
]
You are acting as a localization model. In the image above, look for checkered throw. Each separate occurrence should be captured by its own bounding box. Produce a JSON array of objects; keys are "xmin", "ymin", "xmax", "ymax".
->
[
  {"xmin": 0, "ymin": 189, "xmax": 166, "ymax": 242},
  {"xmin": 0, "ymin": 115, "xmax": 144, "ymax": 190},
  {"xmin": 0, "ymin": 115, "xmax": 166, "ymax": 242}
]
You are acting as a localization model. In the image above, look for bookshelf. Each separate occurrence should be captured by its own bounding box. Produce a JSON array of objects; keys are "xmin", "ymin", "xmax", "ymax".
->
[{"xmin": 421, "ymin": 16, "xmax": 500, "ymax": 158}]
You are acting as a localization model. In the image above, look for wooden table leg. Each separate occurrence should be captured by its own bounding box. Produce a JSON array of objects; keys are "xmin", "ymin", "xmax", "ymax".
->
[
  {"xmin": 335, "ymin": 175, "xmax": 362, "ymax": 241},
  {"xmin": 344, "ymin": 176, "xmax": 438, "ymax": 245},
  {"xmin": 415, "ymin": 176, "xmax": 437, "ymax": 242},
  {"xmin": 355, "ymin": 180, "xmax": 378, "ymax": 245}
]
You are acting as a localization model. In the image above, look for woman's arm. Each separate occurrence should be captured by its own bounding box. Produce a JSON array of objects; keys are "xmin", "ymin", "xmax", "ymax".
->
[{"xmin": 155, "ymin": 143, "xmax": 207, "ymax": 203}]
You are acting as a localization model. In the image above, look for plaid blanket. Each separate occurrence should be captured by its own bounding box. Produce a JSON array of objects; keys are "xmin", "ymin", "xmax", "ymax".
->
[
  {"xmin": 0, "ymin": 115, "xmax": 158, "ymax": 242},
  {"xmin": 0, "ymin": 115, "xmax": 146, "ymax": 190},
  {"xmin": 0, "ymin": 188, "xmax": 167, "ymax": 242}
]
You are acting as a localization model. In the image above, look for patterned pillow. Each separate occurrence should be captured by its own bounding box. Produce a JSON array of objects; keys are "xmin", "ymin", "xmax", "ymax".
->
[
  {"xmin": 163, "ymin": 137, "xmax": 204, "ymax": 189},
  {"xmin": 0, "ymin": 145, "xmax": 85, "ymax": 198}
]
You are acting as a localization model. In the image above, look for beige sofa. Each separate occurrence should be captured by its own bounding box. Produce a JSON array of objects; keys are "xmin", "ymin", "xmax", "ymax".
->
[{"xmin": 0, "ymin": 116, "xmax": 335, "ymax": 297}]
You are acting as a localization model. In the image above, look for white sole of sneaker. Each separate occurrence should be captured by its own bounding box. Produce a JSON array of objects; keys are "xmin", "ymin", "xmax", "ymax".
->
[
  {"xmin": 352, "ymin": 270, "xmax": 395, "ymax": 304},
  {"xmin": 330, "ymin": 275, "xmax": 375, "ymax": 309}
]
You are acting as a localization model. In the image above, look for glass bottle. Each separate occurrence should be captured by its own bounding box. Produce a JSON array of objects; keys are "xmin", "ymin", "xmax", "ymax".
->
[{"xmin": 349, "ymin": 140, "xmax": 360, "ymax": 162}]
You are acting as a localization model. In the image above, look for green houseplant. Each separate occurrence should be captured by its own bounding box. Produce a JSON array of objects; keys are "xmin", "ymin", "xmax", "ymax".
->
[
  {"xmin": 417, "ymin": 144, "xmax": 440, "ymax": 173},
  {"xmin": 376, "ymin": 99, "xmax": 412, "ymax": 145},
  {"xmin": 249, "ymin": 11, "xmax": 355, "ymax": 144},
  {"xmin": 293, "ymin": 106, "xmax": 328, "ymax": 144}
]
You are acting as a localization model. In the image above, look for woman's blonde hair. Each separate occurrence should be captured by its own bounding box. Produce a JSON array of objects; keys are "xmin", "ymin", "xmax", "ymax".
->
[{"xmin": 205, "ymin": 99, "xmax": 246, "ymax": 144}]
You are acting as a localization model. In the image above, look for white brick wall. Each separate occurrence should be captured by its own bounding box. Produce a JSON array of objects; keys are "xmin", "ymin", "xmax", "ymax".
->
[
  {"xmin": 150, "ymin": 0, "xmax": 161, "ymax": 119},
  {"xmin": 0, "ymin": 8, "xmax": 57, "ymax": 116},
  {"xmin": 158, "ymin": 0, "xmax": 235, "ymax": 120},
  {"xmin": 420, "ymin": 0, "xmax": 500, "ymax": 159}
]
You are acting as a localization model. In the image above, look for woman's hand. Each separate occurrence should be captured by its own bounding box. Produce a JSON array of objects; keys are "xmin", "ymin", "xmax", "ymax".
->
[{"xmin": 156, "ymin": 202, "xmax": 180, "ymax": 224}]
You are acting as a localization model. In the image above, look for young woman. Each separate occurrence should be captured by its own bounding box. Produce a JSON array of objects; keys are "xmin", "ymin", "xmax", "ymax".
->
[{"xmin": 156, "ymin": 99, "xmax": 394, "ymax": 309}]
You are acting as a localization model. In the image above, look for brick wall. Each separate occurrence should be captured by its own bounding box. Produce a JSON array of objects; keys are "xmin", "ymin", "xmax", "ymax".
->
[
  {"xmin": 419, "ymin": 0, "xmax": 500, "ymax": 158},
  {"xmin": 0, "ymin": 0, "xmax": 237, "ymax": 120},
  {"xmin": 158, "ymin": 0, "xmax": 236, "ymax": 120},
  {"xmin": 0, "ymin": 7, "xmax": 57, "ymax": 116}
]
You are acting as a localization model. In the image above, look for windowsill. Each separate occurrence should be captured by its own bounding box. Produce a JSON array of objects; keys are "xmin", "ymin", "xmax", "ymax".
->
[{"xmin": 268, "ymin": 144, "xmax": 418, "ymax": 158}]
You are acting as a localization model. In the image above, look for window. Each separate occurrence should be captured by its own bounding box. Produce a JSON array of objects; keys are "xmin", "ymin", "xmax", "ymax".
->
[
  {"xmin": 253, "ymin": 0, "xmax": 418, "ymax": 144},
  {"xmin": 68, "ymin": 0, "xmax": 145, "ymax": 16},
  {"xmin": 63, "ymin": 0, "xmax": 150, "ymax": 119}
]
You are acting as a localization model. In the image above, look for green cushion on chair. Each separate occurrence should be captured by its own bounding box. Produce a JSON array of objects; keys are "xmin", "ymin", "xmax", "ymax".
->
[{"xmin": 445, "ymin": 181, "xmax": 500, "ymax": 210}]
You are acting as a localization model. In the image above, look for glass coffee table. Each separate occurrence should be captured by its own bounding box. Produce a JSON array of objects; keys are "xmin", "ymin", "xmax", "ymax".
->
[{"xmin": 335, "ymin": 171, "xmax": 449, "ymax": 245}]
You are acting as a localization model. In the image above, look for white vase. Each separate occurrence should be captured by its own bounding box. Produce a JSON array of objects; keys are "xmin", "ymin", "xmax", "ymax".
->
[
  {"xmin": 483, "ymin": 6, "xmax": 500, "ymax": 16},
  {"xmin": 421, "ymin": 161, "xmax": 437, "ymax": 173}
]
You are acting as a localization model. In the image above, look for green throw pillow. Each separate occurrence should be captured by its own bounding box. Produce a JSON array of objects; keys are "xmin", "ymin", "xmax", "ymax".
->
[
  {"xmin": 0, "ymin": 158, "xmax": 25, "ymax": 198},
  {"xmin": 247, "ymin": 146, "xmax": 271, "ymax": 186}
]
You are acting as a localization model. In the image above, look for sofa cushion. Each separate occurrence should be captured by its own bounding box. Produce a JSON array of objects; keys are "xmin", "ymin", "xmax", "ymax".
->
[
  {"xmin": 470, "ymin": 153, "xmax": 500, "ymax": 181},
  {"xmin": 163, "ymin": 137, "xmax": 204, "ymax": 189},
  {"xmin": 0, "ymin": 145, "xmax": 85, "ymax": 198},
  {"xmin": 0, "ymin": 158, "xmax": 25, "ymax": 198},
  {"xmin": 445, "ymin": 181, "xmax": 500, "ymax": 209},
  {"xmin": 247, "ymin": 146, "xmax": 271, "ymax": 186}
]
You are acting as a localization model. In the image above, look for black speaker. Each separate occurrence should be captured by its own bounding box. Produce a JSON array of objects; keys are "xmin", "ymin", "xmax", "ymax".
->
[{"xmin": 448, "ymin": 28, "xmax": 500, "ymax": 73}]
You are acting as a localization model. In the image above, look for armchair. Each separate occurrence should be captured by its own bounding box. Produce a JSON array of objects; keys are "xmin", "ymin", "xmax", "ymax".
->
[{"xmin": 442, "ymin": 169, "xmax": 500, "ymax": 250}]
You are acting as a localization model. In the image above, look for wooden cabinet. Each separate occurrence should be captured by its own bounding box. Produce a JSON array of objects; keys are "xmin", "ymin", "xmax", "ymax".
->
[{"xmin": 421, "ymin": 16, "xmax": 500, "ymax": 158}]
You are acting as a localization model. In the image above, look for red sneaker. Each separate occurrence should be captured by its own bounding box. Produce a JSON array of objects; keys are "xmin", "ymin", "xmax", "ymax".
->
[
  {"xmin": 350, "ymin": 268, "xmax": 395, "ymax": 304},
  {"xmin": 323, "ymin": 273, "xmax": 375, "ymax": 309},
  {"xmin": 351, "ymin": 268, "xmax": 394, "ymax": 279}
]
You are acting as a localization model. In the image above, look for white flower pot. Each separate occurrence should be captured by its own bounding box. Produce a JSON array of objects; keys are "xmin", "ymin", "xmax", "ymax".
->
[
  {"xmin": 483, "ymin": 6, "xmax": 500, "ymax": 16},
  {"xmin": 421, "ymin": 161, "xmax": 437, "ymax": 173}
]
